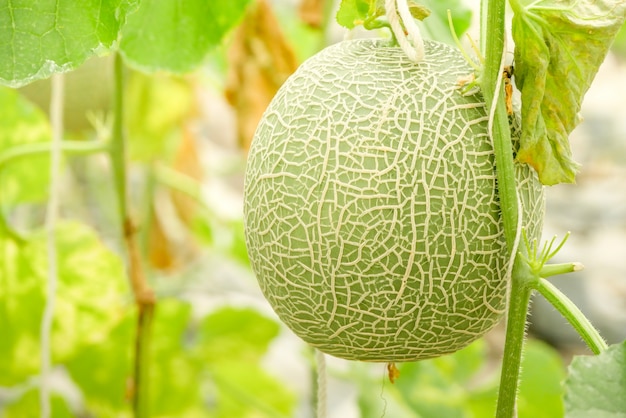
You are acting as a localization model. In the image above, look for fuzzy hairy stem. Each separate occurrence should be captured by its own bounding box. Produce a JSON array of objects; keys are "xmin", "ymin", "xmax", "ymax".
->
[
  {"xmin": 479, "ymin": 0, "xmax": 532, "ymax": 417},
  {"xmin": 535, "ymin": 278, "xmax": 607, "ymax": 354}
]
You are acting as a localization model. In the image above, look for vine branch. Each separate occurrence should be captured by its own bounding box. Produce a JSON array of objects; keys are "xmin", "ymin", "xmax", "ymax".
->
[
  {"xmin": 534, "ymin": 278, "xmax": 607, "ymax": 354},
  {"xmin": 479, "ymin": 0, "xmax": 533, "ymax": 417},
  {"xmin": 111, "ymin": 53, "xmax": 155, "ymax": 418}
]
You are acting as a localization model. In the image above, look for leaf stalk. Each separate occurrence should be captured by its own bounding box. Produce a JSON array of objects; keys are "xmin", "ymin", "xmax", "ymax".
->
[{"xmin": 534, "ymin": 278, "xmax": 607, "ymax": 354}]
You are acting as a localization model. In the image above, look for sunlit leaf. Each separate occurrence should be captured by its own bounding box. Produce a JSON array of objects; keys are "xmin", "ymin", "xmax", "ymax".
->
[
  {"xmin": 119, "ymin": 0, "xmax": 252, "ymax": 73},
  {"xmin": 0, "ymin": 222, "xmax": 128, "ymax": 385},
  {"xmin": 0, "ymin": 87, "xmax": 51, "ymax": 205},
  {"xmin": 565, "ymin": 341, "xmax": 626, "ymax": 417},
  {"xmin": 0, "ymin": 0, "xmax": 137, "ymax": 87},
  {"xmin": 198, "ymin": 307, "xmax": 279, "ymax": 363},
  {"xmin": 511, "ymin": 0, "xmax": 626, "ymax": 185},
  {"xmin": 336, "ymin": 0, "xmax": 371, "ymax": 29},
  {"xmin": 65, "ymin": 314, "xmax": 135, "ymax": 417}
]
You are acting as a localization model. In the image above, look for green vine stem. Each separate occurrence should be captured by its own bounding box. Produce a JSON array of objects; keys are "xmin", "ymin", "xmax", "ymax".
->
[
  {"xmin": 110, "ymin": 53, "xmax": 155, "ymax": 418},
  {"xmin": 534, "ymin": 278, "xmax": 608, "ymax": 354},
  {"xmin": 479, "ymin": 0, "xmax": 533, "ymax": 416},
  {"xmin": 0, "ymin": 140, "xmax": 109, "ymax": 168}
]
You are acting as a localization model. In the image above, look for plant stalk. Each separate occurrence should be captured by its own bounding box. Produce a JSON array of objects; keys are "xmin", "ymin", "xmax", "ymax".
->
[
  {"xmin": 111, "ymin": 53, "xmax": 155, "ymax": 418},
  {"xmin": 479, "ymin": 0, "xmax": 532, "ymax": 416},
  {"xmin": 535, "ymin": 278, "xmax": 607, "ymax": 354}
]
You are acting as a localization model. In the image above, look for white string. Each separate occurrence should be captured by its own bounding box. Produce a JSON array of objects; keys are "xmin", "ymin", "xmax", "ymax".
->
[
  {"xmin": 40, "ymin": 73, "xmax": 64, "ymax": 417},
  {"xmin": 315, "ymin": 349, "xmax": 327, "ymax": 418},
  {"xmin": 385, "ymin": 0, "xmax": 425, "ymax": 63}
]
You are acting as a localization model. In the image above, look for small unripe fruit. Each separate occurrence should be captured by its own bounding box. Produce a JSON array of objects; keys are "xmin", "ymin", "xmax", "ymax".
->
[{"xmin": 244, "ymin": 38, "xmax": 544, "ymax": 362}]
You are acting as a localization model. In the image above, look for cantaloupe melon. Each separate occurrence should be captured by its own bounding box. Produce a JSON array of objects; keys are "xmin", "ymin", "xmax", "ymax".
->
[{"xmin": 244, "ymin": 38, "xmax": 544, "ymax": 362}]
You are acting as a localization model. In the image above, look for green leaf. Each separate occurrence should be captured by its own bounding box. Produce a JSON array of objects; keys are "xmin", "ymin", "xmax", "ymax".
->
[
  {"xmin": 565, "ymin": 341, "xmax": 626, "ymax": 417},
  {"xmin": 197, "ymin": 307, "xmax": 280, "ymax": 364},
  {"xmin": 336, "ymin": 0, "xmax": 371, "ymax": 29},
  {"xmin": 511, "ymin": 0, "xmax": 626, "ymax": 185},
  {"xmin": 0, "ymin": 0, "xmax": 137, "ymax": 87},
  {"xmin": 0, "ymin": 221, "xmax": 128, "ymax": 385},
  {"xmin": 65, "ymin": 314, "xmax": 135, "ymax": 417},
  {"xmin": 119, "ymin": 0, "xmax": 252, "ymax": 73},
  {"xmin": 0, "ymin": 87, "xmax": 51, "ymax": 205}
]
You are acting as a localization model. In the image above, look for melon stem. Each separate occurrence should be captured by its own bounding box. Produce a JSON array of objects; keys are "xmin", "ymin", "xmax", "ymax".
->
[{"xmin": 479, "ymin": 0, "xmax": 530, "ymax": 417}]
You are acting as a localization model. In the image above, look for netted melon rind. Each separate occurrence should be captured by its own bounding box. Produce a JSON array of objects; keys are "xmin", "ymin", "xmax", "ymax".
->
[{"xmin": 244, "ymin": 39, "xmax": 544, "ymax": 362}]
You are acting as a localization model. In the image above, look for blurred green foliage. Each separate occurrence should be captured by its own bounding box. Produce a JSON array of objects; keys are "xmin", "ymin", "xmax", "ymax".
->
[{"xmin": 0, "ymin": 87, "xmax": 51, "ymax": 205}]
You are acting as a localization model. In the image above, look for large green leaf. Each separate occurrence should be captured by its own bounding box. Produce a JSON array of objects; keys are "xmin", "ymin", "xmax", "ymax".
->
[
  {"xmin": 0, "ymin": 221, "xmax": 128, "ymax": 385},
  {"xmin": 0, "ymin": 87, "xmax": 50, "ymax": 205},
  {"xmin": 565, "ymin": 341, "xmax": 626, "ymax": 417},
  {"xmin": 119, "ymin": 0, "xmax": 252, "ymax": 73},
  {"xmin": 511, "ymin": 0, "xmax": 626, "ymax": 185},
  {"xmin": 0, "ymin": 0, "xmax": 137, "ymax": 87}
]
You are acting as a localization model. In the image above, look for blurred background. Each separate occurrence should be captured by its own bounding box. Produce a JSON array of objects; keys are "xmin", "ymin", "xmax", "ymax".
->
[{"xmin": 1, "ymin": 0, "xmax": 625, "ymax": 416}]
